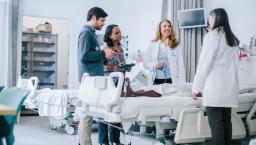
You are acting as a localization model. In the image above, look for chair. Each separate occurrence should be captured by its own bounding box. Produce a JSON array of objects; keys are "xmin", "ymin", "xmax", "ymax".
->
[{"xmin": 0, "ymin": 87, "xmax": 29, "ymax": 145}]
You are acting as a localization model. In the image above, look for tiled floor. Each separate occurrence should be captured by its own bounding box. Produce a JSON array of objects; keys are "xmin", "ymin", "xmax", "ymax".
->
[
  {"xmin": 13, "ymin": 116, "xmax": 255, "ymax": 145},
  {"xmin": 14, "ymin": 116, "xmax": 80, "ymax": 145},
  {"xmin": 13, "ymin": 116, "xmax": 161, "ymax": 145}
]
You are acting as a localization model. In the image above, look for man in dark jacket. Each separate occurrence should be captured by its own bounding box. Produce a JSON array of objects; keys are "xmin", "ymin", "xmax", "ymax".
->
[{"xmin": 77, "ymin": 7, "xmax": 113, "ymax": 145}]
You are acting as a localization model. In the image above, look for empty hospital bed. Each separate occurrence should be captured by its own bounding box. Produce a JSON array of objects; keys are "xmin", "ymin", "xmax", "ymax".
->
[
  {"xmin": 17, "ymin": 77, "xmax": 79, "ymax": 135},
  {"xmin": 77, "ymin": 72, "xmax": 256, "ymax": 144}
]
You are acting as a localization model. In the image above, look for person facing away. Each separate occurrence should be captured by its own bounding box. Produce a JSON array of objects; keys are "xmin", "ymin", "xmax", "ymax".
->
[
  {"xmin": 77, "ymin": 7, "xmax": 113, "ymax": 145},
  {"xmin": 143, "ymin": 19, "xmax": 185, "ymax": 85},
  {"xmin": 99, "ymin": 24, "xmax": 124, "ymax": 145},
  {"xmin": 192, "ymin": 8, "xmax": 240, "ymax": 145}
]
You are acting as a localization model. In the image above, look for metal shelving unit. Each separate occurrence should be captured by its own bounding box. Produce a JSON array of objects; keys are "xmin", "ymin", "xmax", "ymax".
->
[{"xmin": 21, "ymin": 32, "xmax": 58, "ymax": 89}]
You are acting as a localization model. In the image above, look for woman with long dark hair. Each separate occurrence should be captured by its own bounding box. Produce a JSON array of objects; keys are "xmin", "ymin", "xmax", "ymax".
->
[
  {"xmin": 192, "ymin": 8, "xmax": 240, "ymax": 145},
  {"xmin": 103, "ymin": 24, "xmax": 125, "ymax": 74}
]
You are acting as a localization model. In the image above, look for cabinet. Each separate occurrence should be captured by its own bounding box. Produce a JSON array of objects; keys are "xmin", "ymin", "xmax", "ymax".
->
[{"xmin": 21, "ymin": 32, "xmax": 58, "ymax": 89}]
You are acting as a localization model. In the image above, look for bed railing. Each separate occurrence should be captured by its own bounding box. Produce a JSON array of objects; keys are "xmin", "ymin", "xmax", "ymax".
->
[{"xmin": 77, "ymin": 72, "xmax": 124, "ymax": 112}]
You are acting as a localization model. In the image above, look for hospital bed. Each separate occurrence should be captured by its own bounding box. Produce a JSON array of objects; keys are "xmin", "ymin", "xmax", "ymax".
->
[
  {"xmin": 77, "ymin": 72, "xmax": 256, "ymax": 144},
  {"xmin": 17, "ymin": 77, "xmax": 79, "ymax": 135}
]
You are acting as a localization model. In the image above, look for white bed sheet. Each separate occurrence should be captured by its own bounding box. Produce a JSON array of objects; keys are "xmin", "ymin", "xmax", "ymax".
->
[
  {"xmin": 77, "ymin": 79, "xmax": 256, "ymax": 122},
  {"xmin": 35, "ymin": 89, "xmax": 78, "ymax": 99},
  {"xmin": 234, "ymin": 93, "xmax": 256, "ymax": 116},
  {"xmin": 26, "ymin": 89, "xmax": 78, "ymax": 117},
  {"xmin": 119, "ymin": 95, "xmax": 202, "ymax": 120},
  {"xmin": 238, "ymin": 92, "xmax": 256, "ymax": 104},
  {"xmin": 118, "ymin": 83, "xmax": 198, "ymax": 120},
  {"xmin": 119, "ymin": 89, "xmax": 256, "ymax": 121}
]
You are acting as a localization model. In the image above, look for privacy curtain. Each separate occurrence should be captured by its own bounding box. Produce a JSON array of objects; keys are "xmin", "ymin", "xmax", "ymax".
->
[
  {"xmin": 0, "ymin": 0, "xmax": 12, "ymax": 87},
  {"xmin": 163, "ymin": 0, "xmax": 206, "ymax": 82},
  {"xmin": 0, "ymin": 0, "xmax": 19, "ymax": 87}
]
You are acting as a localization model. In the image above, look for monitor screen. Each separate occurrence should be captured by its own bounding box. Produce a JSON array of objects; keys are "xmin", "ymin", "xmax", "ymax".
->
[{"xmin": 178, "ymin": 8, "xmax": 207, "ymax": 29}]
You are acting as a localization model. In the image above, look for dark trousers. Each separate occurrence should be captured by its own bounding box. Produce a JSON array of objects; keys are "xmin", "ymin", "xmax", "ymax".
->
[
  {"xmin": 153, "ymin": 78, "xmax": 172, "ymax": 85},
  {"xmin": 0, "ymin": 116, "xmax": 10, "ymax": 145},
  {"xmin": 0, "ymin": 116, "xmax": 10, "ymax": 137},
  {"xmin": 206, "ymin": 107, "xmax": 232, "ymax": 145},
  {"xmin": 98, "ymin": 122, "xmax": 121, "ymax": 144}
]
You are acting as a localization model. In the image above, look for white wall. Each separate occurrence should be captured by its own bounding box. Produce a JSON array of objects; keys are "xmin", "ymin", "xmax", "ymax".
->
[
  {"xmin": 20, "ymin": 0, "xmax": 83, "ymax": 88},
  {"xmin": 117, "ymin": 0, "xmax": 163, "ymax": 54},
  {"xmin": 20, "ymin": 0, "xmax": 121, "ymax": 88},
  {"xmin": 22, "ymin": 16, "xmax": 69, "ymax": 89},
  {"xmin": 205, "ymin": 0, "xmax": 256, "ymax": 45},
  {"xmin": 77, "ymin": 0, "xmax": 163, "ymax": 54},
  {"xmin": 20, "ymin": 0, "xmax": 163, "ymax": 88},
  {"xmin": 239, "ymin": 57, "xmax": 256, "ymax": 85}
]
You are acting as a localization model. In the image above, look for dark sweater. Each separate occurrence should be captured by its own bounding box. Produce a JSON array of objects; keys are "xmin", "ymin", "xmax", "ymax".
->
[{"xmin": 77, "ymin": 25, "xmax": 106, "ymax": 82}]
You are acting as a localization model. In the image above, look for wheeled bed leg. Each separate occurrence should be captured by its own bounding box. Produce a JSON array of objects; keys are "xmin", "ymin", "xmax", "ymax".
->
[
  {"xmin": 155, "ymin": 122, "xmax": 165, "ymax": 138},
  {"xmin": 247, "ymin": 102, "xmax": 256, "ymax": 136}
]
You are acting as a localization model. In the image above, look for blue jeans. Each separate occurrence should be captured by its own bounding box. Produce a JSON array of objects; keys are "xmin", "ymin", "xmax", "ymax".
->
[{"xmin": 98, "ymin": 122, "xmax": 121, "ymax": 144}]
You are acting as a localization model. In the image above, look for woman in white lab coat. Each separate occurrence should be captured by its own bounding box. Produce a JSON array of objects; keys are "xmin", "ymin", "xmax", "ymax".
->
[
  {"xmin": 143, "ymin": 19, "xmax": 185, "ymax": 85},
  {"xmin": 192, "ymin": 8, "xmax": 240, "ymax": 145}
]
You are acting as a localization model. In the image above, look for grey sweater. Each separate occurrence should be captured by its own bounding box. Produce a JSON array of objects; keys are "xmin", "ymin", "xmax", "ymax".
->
[{"xmin": 77, "ymin": 25, "xmax": 106, "ymax": 82}]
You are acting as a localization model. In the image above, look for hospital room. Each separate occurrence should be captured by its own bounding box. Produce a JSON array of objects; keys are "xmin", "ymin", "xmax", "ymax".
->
[{"xmin": 1, "ymin": 0, "xmax": 256, "ymax": 145}]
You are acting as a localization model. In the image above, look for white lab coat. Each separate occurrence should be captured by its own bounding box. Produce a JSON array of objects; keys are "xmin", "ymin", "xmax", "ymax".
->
[
  {"xmin": 143, "ymin": 41, "xmax": 185, "ymax": 85},
  {"xmin": 192, "ymin": 29, "xmax": 239, "ymax": 108}
]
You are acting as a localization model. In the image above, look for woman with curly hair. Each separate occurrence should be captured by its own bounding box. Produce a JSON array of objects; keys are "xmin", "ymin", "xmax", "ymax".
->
[{"xmin": 144, "ymin": 19, "xmax": 185, "ymax": 85}]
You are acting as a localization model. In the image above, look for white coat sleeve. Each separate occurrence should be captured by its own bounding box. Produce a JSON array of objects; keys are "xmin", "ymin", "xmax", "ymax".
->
[
  {"xmin": 143, "ymin": 43, "xmax": 155, "ymax": 72},
  {"xmin": 192, "ymin": 32, "xmax": 220, "ymax": 93},
  {"xmin": 177, "ymin": 46, "xmax": 186, "ymax": 82}
]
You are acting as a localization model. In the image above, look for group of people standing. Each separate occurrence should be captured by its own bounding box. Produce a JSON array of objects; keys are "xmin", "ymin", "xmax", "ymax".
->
[
  {"xmin": 77, "ymin": 6, "xmax": 239, "ymax": 145},
  {"xmin": 77, "ymin": 7, "xmax": 122, "ymax": 145}
]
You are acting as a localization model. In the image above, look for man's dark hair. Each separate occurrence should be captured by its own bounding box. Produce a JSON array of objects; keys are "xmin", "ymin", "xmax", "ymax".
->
[{"xmin": 87, "ymin": 7, "xmax": 108, "ymax": 21}]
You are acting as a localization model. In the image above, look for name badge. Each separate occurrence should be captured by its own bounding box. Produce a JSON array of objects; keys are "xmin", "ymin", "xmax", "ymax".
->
[{"xmin": 170, "ymin": 50, "xmax": 177, "ymax": 56}]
